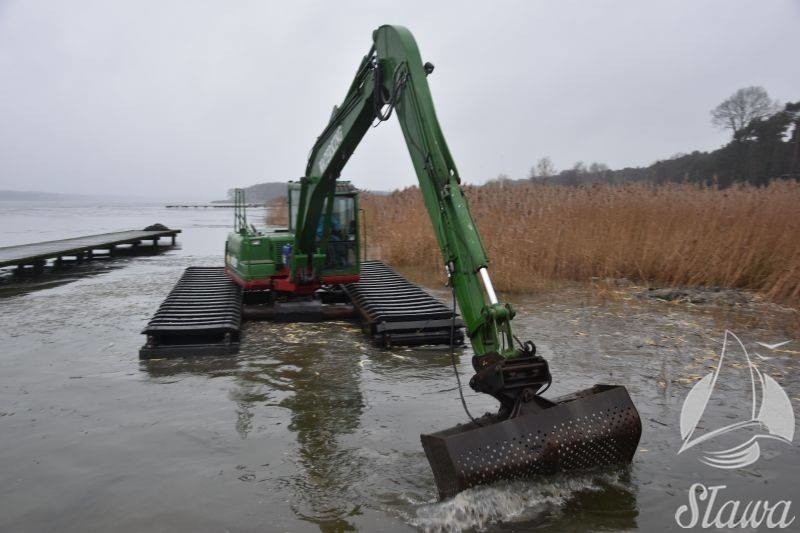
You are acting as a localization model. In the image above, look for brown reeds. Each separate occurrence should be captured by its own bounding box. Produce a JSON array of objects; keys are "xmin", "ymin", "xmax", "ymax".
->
[
  {"xmin": 361, "ymin": 180, "xmax": 800, "ymax": 305},
  {"xmin": 265, "ymin": 196, "xmax": 288, "ymax": 226}
]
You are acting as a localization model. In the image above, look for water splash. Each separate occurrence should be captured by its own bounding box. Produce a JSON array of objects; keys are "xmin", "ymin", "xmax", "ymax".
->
[{"xmin": 411, "ymin": 472, "xmax": 624, "ymax": 532}]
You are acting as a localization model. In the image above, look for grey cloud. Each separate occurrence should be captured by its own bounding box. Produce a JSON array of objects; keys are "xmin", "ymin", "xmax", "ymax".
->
[{"xmin": 0, "ymin": 1, "xmax": 797, "ymax": 199}]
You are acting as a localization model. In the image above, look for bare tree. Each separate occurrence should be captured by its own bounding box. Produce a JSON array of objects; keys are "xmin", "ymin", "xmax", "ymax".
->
[
  {"xmin": 493, "ymin": 173, "xmax": 511, "ymax": 185},
  {"xmin": 711, "ymin": 86, "xmax": 780, "ymax": 137},
  {"xmin": 533, "ymin": 156, "xmax": 555, "ymax": 179},
  {"xmin": 588, "ymin": 162, "xmax": 608, "ymax": 174}
]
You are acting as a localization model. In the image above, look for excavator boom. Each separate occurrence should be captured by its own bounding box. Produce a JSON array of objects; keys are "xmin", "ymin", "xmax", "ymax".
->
[{"xmin": 292, "ymin": 25, "xmax": 526, "ymax": 365}]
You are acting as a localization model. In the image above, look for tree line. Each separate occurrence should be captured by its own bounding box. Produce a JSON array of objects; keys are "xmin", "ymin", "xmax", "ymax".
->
[{"xmin": 525, "ymin": 87, "xmax": 799, "ymax": 187}]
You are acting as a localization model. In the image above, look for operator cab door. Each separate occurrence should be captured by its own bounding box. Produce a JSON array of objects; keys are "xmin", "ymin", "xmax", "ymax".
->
[
  {"xmin": 323, "ymin": 192, "xmax": 358, "ymax": 274},
  {"xmin": 287, "ymin": 180, "xmax": 360, "ymax": 278}
]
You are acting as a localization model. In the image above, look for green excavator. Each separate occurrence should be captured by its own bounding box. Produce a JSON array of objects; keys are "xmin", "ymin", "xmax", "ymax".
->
[{"xmin": 224, "ymin": 25, "xmax": 642, "ymax": 499}]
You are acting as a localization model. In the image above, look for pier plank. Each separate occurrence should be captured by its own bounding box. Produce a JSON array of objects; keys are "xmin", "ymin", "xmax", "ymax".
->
[{"xmin": 0, "ymin": 229, "xmax": 181, "ymax": 268}]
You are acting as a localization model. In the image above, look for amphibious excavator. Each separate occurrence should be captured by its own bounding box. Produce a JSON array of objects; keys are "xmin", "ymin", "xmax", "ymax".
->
[{"xmin": 150, "ymin": 24, "xmax": 642, "ymax": 499}]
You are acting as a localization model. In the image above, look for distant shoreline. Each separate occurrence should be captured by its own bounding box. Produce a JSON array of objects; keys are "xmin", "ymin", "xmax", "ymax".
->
[
  {"xmin": 0, "ymin": 190, "xmax": 108, "ymax": 202},
  {"xmin": 0, "ymin": 190, "xmax": 205, "ymax": 204}
]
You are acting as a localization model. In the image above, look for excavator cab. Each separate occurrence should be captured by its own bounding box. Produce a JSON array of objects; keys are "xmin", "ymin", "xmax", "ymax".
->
[
  {"xmin": 287, "ymin": 181, "xmax": 360, "ymax": 279},
  {"xmin": 224, "ymin": 181, "xmax": 361, "ymax": 291}
]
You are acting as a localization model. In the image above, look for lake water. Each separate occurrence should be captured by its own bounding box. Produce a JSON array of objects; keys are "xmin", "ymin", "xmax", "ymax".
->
[{"xmin": 1, "ymin": 203, "xmax": 798, "ymax": 532}]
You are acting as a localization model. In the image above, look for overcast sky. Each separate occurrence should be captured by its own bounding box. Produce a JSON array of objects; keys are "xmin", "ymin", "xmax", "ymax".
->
[{"xmin": 1, "ymin": 1, "xmax": 798, "ymax": 200}]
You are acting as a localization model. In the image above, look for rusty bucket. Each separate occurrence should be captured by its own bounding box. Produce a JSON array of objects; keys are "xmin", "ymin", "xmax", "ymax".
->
[{"xmin": 421, "ymin": 384, "xmax": 642, "ymax": 499}]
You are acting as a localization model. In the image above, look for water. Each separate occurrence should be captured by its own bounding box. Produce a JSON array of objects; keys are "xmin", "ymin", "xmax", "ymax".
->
[{"xmin": 1, "ymin": 203, "xmax": 798, "ymax": 532}]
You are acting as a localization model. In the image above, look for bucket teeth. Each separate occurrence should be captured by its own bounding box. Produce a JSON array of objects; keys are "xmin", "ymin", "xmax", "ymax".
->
[{"xmin": 420, "ymin": 384, "xmax": 642, "ymax": 500}]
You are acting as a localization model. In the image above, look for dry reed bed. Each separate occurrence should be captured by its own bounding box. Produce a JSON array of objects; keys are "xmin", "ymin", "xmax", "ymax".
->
[
  {"xmin": 361, "ymin": 181, "xmax": 800, "ymax": 305},
  {"xmin": 265, "ymin": 196, "xmax": 288, "ymax": 226}
]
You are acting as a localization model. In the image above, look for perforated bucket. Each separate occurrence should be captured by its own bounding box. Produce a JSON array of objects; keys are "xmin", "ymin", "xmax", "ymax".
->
[{"xmin": 420, "ymin": 384, "xmax": 642, "ymax": 499}]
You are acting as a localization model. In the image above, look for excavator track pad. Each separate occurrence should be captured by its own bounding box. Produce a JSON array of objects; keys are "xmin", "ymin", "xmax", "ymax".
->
[{"xmin": 420, "ymin": 384, "xmax": 641, "ymax": 499}]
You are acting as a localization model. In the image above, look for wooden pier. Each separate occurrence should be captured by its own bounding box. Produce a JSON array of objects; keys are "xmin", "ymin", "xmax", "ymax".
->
[
  {"xmin": 165, "ymin": 204, "xmax": 262, "ymax": 208},
  {"xmin": 0, "ymin": 228, "xmax": 181, "ymax": 273}
]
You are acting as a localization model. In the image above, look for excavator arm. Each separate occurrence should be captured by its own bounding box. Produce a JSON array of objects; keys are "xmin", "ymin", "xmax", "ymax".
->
[
  {"xmin": 292, "ymin": 26, "xmax": 550, "ymax": 401},
  {"xmin": 289, "ymin": 24, "xmax": 641, "ymax": 500}
]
